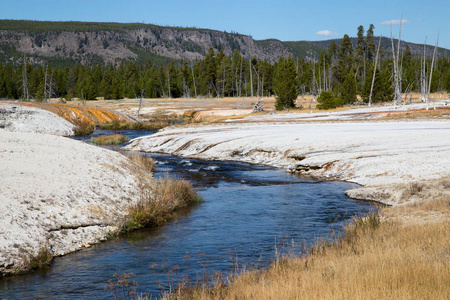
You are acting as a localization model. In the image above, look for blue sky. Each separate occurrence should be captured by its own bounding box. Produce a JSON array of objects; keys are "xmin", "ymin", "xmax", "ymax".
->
[{"xmin": 1, "ymin": 0, "xmax": 448, "ymax": 49}]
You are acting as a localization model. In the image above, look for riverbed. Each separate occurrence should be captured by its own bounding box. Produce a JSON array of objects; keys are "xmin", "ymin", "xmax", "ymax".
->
[{"xmin": 0, "ymin": 130, "xmax": 375, "ymax": 299}]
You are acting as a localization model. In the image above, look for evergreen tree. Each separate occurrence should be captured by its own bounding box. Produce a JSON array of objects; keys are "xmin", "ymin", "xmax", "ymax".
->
[
  {"xmin": 317, "ymin": 90, "xmax": 341, "ymax": 110},
  {"xmin": 200, "ymin": 47, "xmax": 217, "ymax": 96},
  {"xmin": 274, "ymin": 56, "xmax": 297, "ymax": 110},
  {"xmin": 216, "ymin": 54, "xmax": 232, "ymax": 97},
  {"xmin": 355, "ymin": 25, "xmax": 366, "ymax": 89},
  {"xmin": 335, "ymin": 34, "xmax": 354, "ymax": 84},
  {"xmin": 361, "ymin": 63, "xmax": 393, "ymax": 103},
  {"xmin": 101, "ymin": 65, "xmax": 121, "ymax": 99},
  {"xmin": 340, "ymin": 70, "xmax": 357, "ymax": 104},
  {"xmin": 167, "ymin": 62, "xmax": 181, "ymax": 98},
  {"xmin": 366, "ymin": 24, "xmax": 375, "ymax": 61}
]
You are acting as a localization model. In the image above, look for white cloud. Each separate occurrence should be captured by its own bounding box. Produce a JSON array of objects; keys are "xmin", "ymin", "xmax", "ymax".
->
[
  {"xmin": 316, "ymin": 30, "xmax": 339, "ymax": 37},
  {"xmin": 380, "ymin": 19, "xmax": 413, "ymax": 25}
]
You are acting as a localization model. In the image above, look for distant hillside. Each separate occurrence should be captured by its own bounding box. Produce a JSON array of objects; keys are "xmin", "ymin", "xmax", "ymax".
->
[
  {"xmin": 308, "ymin": 37, "xmax": 449, "ymax": 59},
  {"xmin": 0, "ymin": 20, "xmax": 448, "ymax": 67}
]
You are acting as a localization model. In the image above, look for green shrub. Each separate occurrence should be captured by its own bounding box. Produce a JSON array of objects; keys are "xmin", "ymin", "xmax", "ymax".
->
[{"xmin": 317, "ymin": 90, "xmax": 343, "ymax": 110}]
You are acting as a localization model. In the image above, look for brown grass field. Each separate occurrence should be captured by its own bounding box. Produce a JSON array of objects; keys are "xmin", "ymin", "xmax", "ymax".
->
[
  {"xmin": 163, "ymin": 179, "xmax": 450, "ymax": 300},
  {"xmin": 64, "ymin": 92, "xmax": 448, "ymax": 123}
]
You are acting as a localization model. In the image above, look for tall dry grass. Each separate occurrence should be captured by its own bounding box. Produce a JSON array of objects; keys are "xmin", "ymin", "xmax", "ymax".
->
[
  {"xmin": 169, "ymin": 182, "xmax": 450, "ymax": 300},
  {"xmin": 99, "ymin": 121, "xmax": 171, "ymax": 131},
  {"xmin": 123, "ymin": 177, "xmax": 201, "ymax": 231},
  {"xmin": 121, "ymin": 151, "xmax": 201, "ymax": 232},
  {"xmin": 91, "ymin": 134, "xmax": 129, "ymax": 145},
  {"xmin": 73, "ymin": 118, "xmax": 95, "ymax": 136}
]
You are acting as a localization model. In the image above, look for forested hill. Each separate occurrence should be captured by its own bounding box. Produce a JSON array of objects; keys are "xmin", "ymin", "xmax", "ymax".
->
[{"xmin": 0, "ymin": 20, "xmax": 448, "ymax": 67}]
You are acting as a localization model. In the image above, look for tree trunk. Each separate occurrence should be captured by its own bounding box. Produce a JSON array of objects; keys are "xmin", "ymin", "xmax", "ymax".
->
[
  {"xmin": 369, "ymin": 35, "xmax": 382, "ymax": 107},
  {"xmin": 426, "ymin": 36, "xmax": 439, "ymax": 110},
  {"xmin": 249, "ymin": 60, "xmax": 253, "ymax": 98},
  {"xmin": 191, "ymin": 63, "xmax": 197, "ymax": 98}
]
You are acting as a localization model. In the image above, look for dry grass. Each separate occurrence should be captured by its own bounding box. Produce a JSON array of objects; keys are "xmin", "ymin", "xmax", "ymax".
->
[
  {"xmin": 27, "ymin": 246, "xmax": 54, "ymax": 271},
  {"xmin": 123, "ymin": 177, "xmax": 201, "ymax": 231},
  {"xmin": 11, "ymin": 245, "xmax": 54, "ymax": 275},
  {"xmin": 73, "ymin": 118, "xmax": 95, "ymax": 136},
  {"xmin": 91, "ymin": 134, "xmax": 129, "ymax": 145},
  {"xmin": 100, "ymin": 121, "xmax": 170, "ymax": 130},
  {"xmin": 169, "ymin": 178, "xmax": 450, "ymax": 300},
  {"xmin": 120, "ymin": 151, "xmax": 201, "ymax": 232},
  {"xmin": 378, "ymin": 107, "xmax": 450, "ymax": 120},
  {"xmin": 124, "ymin": 151, "xmax": 157, "ymax": 173}
]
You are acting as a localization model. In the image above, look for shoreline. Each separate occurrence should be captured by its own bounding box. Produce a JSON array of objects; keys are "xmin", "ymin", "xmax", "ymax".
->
[
  {"xmin": 2, "ymin": 102, "xmax": 448, "ymax": 281},
  {"xmin": 127, "ymin": 120, "xmax": 450, "ymax": 206}
]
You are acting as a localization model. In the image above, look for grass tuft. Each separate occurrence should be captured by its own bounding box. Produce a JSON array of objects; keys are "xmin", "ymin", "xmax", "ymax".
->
[
  {"xmin": 91, "ymin": 134, "xmax": 130, "ymax": 145},
  {"xmin": 99, "ymin": 121, "xmax": 170, "ymax": 131},
  {"xmin": 14, "ymin": 246, "xmax": 54, "ymax": 275},
  {"xmin": 124, "ymin": 151, "xmax": 157, "ymax": 173},
  {"xmin": 123, "ymin": 177, "xmax": 202, "ymax": 232},
  {"xmin": 73, "ymin": 118, "xmax": 95, "ymax": 136},
  {"xmin": 28, "ymin": 247, "xmax": 53, "ymax": 271}
]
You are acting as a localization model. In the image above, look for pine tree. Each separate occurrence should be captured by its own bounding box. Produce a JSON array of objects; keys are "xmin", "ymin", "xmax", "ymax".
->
[
  {"xmin": 366, "ymin": 24, "xmax": 375, "ymax": 61},
  {"xmin": 200, "ymin": 47, "xmax": 217, "ymax": 96},
  {"xmin": 340, "ymin": 70, "xmax": 357, "ymax": 104},
  {"xmin": 216, "ymin": 54, "xmax": 232, "ymax": 97},
  {"xmin": 167, "ymin": 63, "xmax": 181, "ymax": 98},
  {"xmin": 355, "ymin": 25, "xmax": 366, "ymax": 89},
  {"xmin": 317, "ymin": 90, "xmax": 340, "ymax": 110},
  {"xmin": 274, "ymin": 56, "xmax": 297, "ymax": 110},
  {"xmin": 361, "ymin": 63, "xmax": 393, "ymax": 103}
]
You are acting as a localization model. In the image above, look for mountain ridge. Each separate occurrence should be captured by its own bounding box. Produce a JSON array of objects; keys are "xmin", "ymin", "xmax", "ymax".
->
[{"xmin": 0, "ymin": 19, "xmax": 448, "ymax": 67}]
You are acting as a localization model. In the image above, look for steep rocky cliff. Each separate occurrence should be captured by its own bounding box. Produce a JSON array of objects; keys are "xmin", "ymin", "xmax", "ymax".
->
[{"xmin": 0, "ymin": 20, "xmax": 448, "ymax": 66}]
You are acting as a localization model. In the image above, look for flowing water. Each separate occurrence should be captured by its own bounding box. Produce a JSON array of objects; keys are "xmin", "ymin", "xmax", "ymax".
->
[{"xmin": 0, "ymin": 130, "xmax": 375, "ymax": 299}]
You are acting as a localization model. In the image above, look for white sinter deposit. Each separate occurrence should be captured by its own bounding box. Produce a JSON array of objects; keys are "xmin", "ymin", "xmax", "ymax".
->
[
  {"xmin": 0, "ymin": 104, "xmax": 141, "ymax": 276},
  {"xmin": 127, "ymin": 120, "xmax": 450, "ymax": 205},
  {"xmin": 0, "ymin": 102, "xmax": 75, "ymax": 136}
]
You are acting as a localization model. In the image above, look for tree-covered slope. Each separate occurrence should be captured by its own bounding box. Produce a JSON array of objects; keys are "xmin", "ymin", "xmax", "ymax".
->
[{"xmin": 0, "ymin": 20, "xmax": 448, "ymax": 67}]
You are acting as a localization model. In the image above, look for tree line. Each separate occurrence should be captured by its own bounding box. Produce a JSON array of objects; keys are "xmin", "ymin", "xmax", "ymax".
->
[{"xmin": 1, "ymin": 25, "xmax": 449, "ymax": 110}]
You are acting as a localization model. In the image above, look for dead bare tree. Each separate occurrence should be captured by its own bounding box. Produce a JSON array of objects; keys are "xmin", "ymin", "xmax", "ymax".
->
[
  {"xmin": 134, "ymin": 88, "xmax": 145, "ymax": 120},
  {"xmin": 167, "ymin": 70, "xmax": 171, "ymax": 99},
  {"xmin": 43, "ymin": 65, "xmax": 48, "ymax": 102},
  {"xmin": 252, "ymin": 65, "xmax": 261, "ymax": 98},
  {"xmin": 426, "ymin": 35, "xmax": 439, "ymax": 110},
  {"xmin": 182, "ymin": 78, "xmax": 190, "ymax": 98},
  {"xmin": 190, "ymin": 63, "xmax": 197, "ymax": 98},
  {"xmin": 42, "ymin": 65, "xmax": 57, "ymax": 103},
  {"xmin": 420, "ymin": 38, "xmax": 427, "ymax": 102},
  {"xmin": 21, "ymin": 56, "xmax": 30, "ymax": 101},
  {"xmin": 249, "ymin": 60, "xmax": 253, "ymax": 98},
  {"xmin": 390, "ymin": 19, "xmax": 402, "ymax": 106},
  {"xmin": 261, "ymin": 74, "xmax": 264, "ymax": 100},
  {"xmin": 239, "ymin": 58, "xmax": 243, "ymax": 97},
  {"xmin": 252, "ymin": 98, "xmax": 264, "ymax": 113},
  {"xmin": 48, "ymin": 71, "xmax": 56, "ymax": 101},
  {"xmin": 311, "ymin": 53, "xmax": 318, "ymax": 96},
  {"xmin": 368, "ymin": 35, "xmax": 382, "ymax": 107},
  {"xmin": 158, "ymin": 77, "xmax": 166, "ymax": 98},
  {"xmin": 81, "ymin": 89, "xmax": 86, "ymax": 106}
]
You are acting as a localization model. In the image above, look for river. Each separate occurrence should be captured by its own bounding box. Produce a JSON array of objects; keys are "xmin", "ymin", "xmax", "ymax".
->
[{"xmin": 0, "ymin": 130, "xmax": 375, "ymax": 299}]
